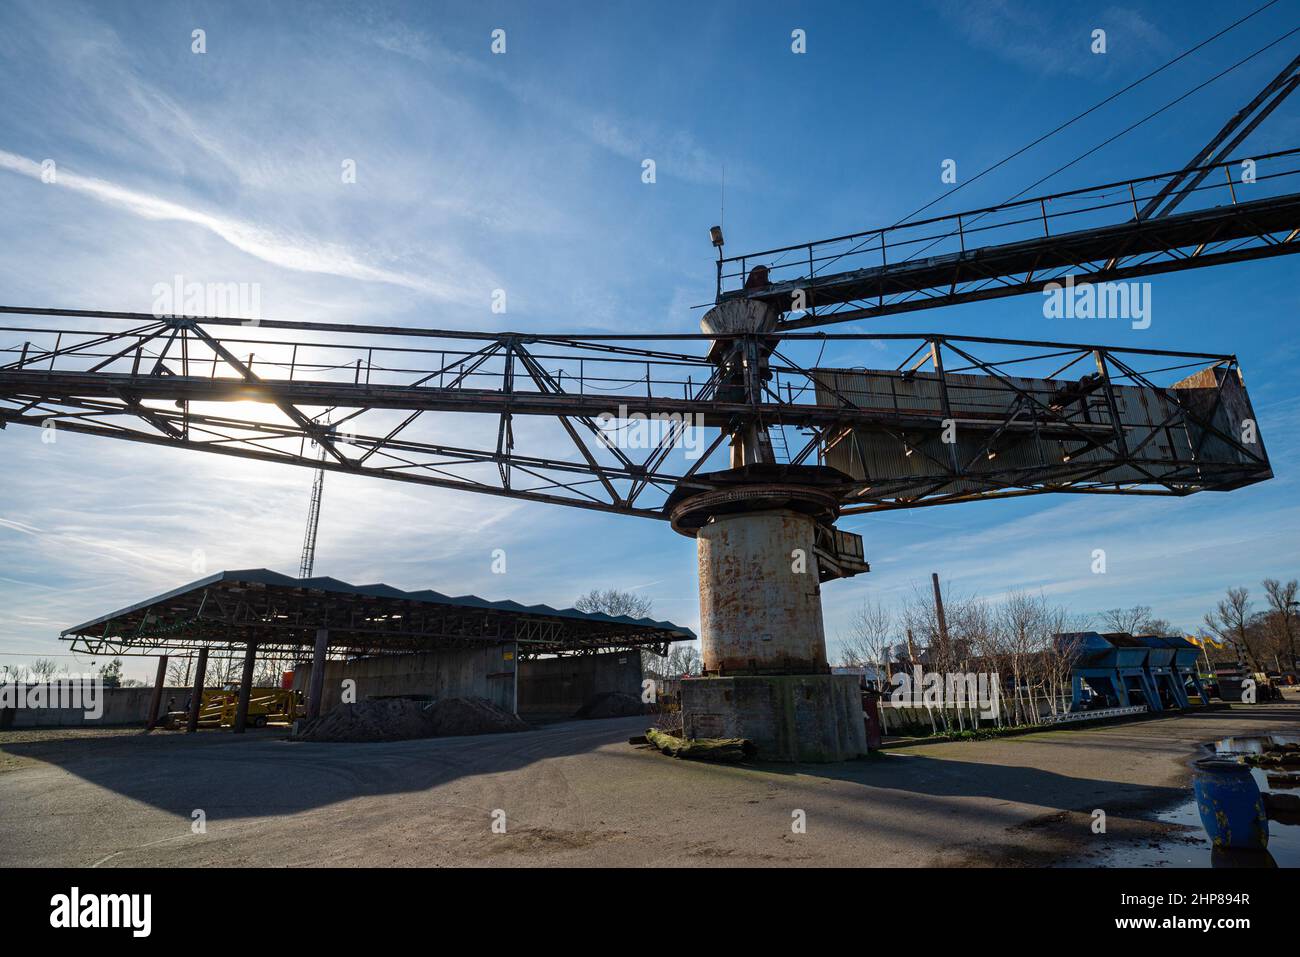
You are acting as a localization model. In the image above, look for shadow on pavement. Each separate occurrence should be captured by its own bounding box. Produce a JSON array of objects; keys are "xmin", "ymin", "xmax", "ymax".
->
[{"xmin": 0, "ymin": 715, "xmax": 648, "ymax": 820}]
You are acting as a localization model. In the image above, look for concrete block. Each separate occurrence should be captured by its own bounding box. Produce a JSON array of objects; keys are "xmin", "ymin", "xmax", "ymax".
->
[{"xmin": 680, "ymin": 673, "xmax": 867, "ymax": 762}]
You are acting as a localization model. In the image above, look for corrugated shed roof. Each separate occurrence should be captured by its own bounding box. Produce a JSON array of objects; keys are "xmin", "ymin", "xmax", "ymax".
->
[{"xmin": 61, "ymin": 567, "xmax": 694, "ymax": 639}]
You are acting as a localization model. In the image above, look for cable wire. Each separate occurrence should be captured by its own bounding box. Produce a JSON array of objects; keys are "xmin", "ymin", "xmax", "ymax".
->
[
  {"xmin": 815, "ymin": 0, "xmax": 1289, "ymax": 274},
  {"xmin": 893, "ymin": 0, "xmax": 1284, "ymax": 227}
]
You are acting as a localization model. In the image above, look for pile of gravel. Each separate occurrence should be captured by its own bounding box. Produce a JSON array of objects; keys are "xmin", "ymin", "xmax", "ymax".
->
[
  {"xmin": 427, "ymin": 696, "xmax": 530, "ymax": 736},
  {"xmin": 573, "ymin": 691, "xmax": 645, "ymax": 720},
  {"xmin": 293, "ymin": 696, "xmax": 528, "ymax": 743}
]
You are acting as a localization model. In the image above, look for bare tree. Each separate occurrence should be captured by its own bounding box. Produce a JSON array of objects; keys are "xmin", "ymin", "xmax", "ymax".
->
[
  {"xmin": 575, "ymin": 588, "xmax": 665, "ymax": 676},
  {"xmin": 827, "ymin": 577, "xmax": 1080, "ymax": 731},
  {"xmin": 946, "ymin": 593, "xmax": 994, "ymax": 669},
  {"xmin": 204, "ymin": 656, "xmax": 241, "ymax": 687},
  {"xmin": 255, "ymin": 658, "xmax": 288, "ymax": 688},
  {"xmin": 664, "ymin": 642, "xmax": 702, "ymax": 676},
  {"xmin": 1099, "ymin": 605, "xmax": 1170, "ymax": 635},
  {"xmin": 990, "ymin": 591, "xmax": 1071, "ymax": 724},
  {"xmin": 1, "ymin": 663, "xmax": 30, "ymax": 683},
  {"xmin": 963, "ymin": 597, "xmax": 1001, "ymax": 662},
  {"xmin": 1037, "ymin": 607, "xmax": 1077, "ymax": 716},
  {"xmin": 1203, "ymin": 587, "xmax": 1264, "ymax": 672},
  {"xmin": 166, "ymin": 656, "xmax": 195, "ymax": 687},
  {"xmin": 574, "ymin": 588, "xmax": 653, "ymax": 619},
  {"xmin": 838, "ymin": 599, "xmax": 894, "ymax": 676},
  {"xmin": 997, "ymin": 592, "xmax": 1041, "ymax": 724},
  {"xmin": 1263, "ymin": 578, "xmax": 1299, "ymax": 671},
  {"xmin": 894, "ymin": 583, "xmax": 993, "ymax": 730},
  {"xmin": 30, "ymin": 658, "xmax": 58, "ymax": 681},
  {"xmin": 900, "ymin": 587, "xmax": 939, "ymax": 662},
  {"xmin": 946, "ymin": 595, "xmax": 999, "ymax": 728}
]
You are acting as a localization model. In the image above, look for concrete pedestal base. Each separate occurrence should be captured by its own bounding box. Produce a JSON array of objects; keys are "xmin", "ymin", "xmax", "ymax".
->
[{"xmin": 680, "ymin": 674, "xmax": 867, "ymax": 762}]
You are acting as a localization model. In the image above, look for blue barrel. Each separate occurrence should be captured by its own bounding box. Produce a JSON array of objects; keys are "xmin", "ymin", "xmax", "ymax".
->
[{"xmin": 1193, "ymin": 758, "xmax": 1268, "ymax": 850}]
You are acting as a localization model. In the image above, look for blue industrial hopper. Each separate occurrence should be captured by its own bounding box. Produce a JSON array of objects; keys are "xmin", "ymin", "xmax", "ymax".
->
[
  {"xmin": 1056, "ymin": 632, "xmax": 1162, "ymax": 711},
  {"xmin": 1133, "ymin": 635, "xmax": 1187, "ymax": 708},
  {"xmin": 1162, "ymin": 635, "xmax": 1212, "ymax": 704}
]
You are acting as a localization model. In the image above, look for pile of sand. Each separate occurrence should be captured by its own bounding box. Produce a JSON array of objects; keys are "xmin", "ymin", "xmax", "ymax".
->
[
  {"xmin": 293, "ymin": 697, "xmax": 528, "ymax": 743},
  {"xmin": 573, "ymin": 691, "xmax": 645, "ymax": 719}
]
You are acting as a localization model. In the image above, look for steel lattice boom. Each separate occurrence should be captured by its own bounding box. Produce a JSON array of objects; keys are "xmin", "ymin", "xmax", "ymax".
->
[{"xmin": 0, "ymin": 308, "xmax": 1272, "ymax": 521}]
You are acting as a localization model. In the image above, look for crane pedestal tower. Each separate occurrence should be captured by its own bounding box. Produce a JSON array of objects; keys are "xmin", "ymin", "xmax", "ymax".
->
[
  {"xmin": 663, "ymin": 298, "xmax": 872, "ymax": 761},
  {"xmin": 668, "ymin": 471, "xmax": 870, "ymax": 761}
]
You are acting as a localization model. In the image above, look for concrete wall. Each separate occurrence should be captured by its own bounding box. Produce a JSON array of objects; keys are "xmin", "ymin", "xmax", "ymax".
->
[
  {"xmin": 516, "ymin": 651, "xmax": 643, "ymax": 715},
  {"xmin": 0, "ymin": 686, "xmax": 192, "ymax": 728},
  {"xmin": 292, "ymin": 644, "xmax": 518, "ymax": 714},
  {"xmin": 2, "ymin": 648, "xmax": 640, "ymax": 727}
]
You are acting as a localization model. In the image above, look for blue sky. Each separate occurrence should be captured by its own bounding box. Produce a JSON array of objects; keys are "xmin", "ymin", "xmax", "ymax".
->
[{"xmin": 1, "ymin": 0, "xmax": 1298, "ymax": 681}]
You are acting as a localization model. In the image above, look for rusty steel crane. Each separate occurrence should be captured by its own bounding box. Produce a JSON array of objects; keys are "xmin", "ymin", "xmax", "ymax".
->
[{"xmin": 2, "ymin": 34, "xmax": 1297, "ymax": 759}]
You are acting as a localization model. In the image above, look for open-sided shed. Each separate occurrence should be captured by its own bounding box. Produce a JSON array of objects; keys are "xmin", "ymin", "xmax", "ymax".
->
[{"xmin": 61, "ymin": 569, "xmax": 694, "ymax": 732}]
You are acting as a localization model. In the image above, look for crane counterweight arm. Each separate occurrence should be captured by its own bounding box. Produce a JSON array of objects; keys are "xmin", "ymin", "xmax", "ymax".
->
[{"xmin": 715, "ymin": 149, "xmax": 1300, "ymax": 332}]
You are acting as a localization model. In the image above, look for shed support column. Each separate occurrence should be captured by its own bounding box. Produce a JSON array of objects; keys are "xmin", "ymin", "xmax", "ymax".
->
[
  {"xmin": 186, "ymin": 647, "xmax": 208, "ymax": 733},
  {"xmin": 232, "ymin": 642, "xmax": 257, "ymax": 734},
  {"xmin": 145, "ymin": 655, "xmax": 169, "ymax": 730},
  {"xmin": 307, "ymin": 628, "xmax": 329, "ymax": 721}
]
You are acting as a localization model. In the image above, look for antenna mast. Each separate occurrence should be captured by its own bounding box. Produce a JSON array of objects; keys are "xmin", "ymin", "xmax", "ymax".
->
[{"xmin": 298, "ymin": 443, "xmax": 325, "ymax": 578}]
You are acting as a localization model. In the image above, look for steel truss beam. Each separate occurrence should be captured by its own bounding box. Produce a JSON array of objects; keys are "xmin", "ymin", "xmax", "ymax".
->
[{"xmin": 0, "ymin": 310, "xmax": 1271, "ymax": 516}]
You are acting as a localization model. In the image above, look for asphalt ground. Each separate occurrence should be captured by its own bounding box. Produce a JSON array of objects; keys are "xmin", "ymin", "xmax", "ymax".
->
[{"xmin": 1, "ymin": 697, "xmax": 1297, "ymax": 867}]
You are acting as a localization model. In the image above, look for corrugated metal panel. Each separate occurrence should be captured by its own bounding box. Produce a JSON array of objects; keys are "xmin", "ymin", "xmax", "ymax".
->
[
  {"xmin": 813, "ymin": 363, "xmax": 1265, "ymax": 496},
  {"xmin": 62, "ymin": 568, "xmax": 695, "ymax": 639}
]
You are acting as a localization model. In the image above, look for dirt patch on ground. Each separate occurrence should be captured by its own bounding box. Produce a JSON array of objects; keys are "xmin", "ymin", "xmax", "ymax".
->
[
  {"xmin": 682, "ymin": 838, "xmax": 817, "ymax": 863},
  {"xmin": 481, "ymin": 825, "xmax": 615, "ymax": 856},
  {"xmin": 292, "ymin": 697, "xmax": 528, "ymax": 743},
  {"xmin": 0, "ymin": 727, "xmax": 150, "ymax": 746},
  {"xmin": 0, "ymin": 726, "xmax": 169, "ymax": 771},
  {"xmin": 937, "ymin": 806, "xmax": 1202, "ymax": 867}
]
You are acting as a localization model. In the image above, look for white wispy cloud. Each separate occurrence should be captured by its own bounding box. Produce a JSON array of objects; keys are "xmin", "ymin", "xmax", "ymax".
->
[
  {"xmin": 0, "ymin": 149, "xmax": 485, "ymax": 304},
  {"xmin": 932, "ymin": 0, "xmax": 1170, "ymax": 77},
  {"xmin": 351, "ymin": 17, "xmax": 746, "ymax": 188}
]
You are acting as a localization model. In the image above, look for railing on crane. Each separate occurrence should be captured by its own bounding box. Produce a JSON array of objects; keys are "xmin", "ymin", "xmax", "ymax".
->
[{"xmin": 717, "ymin": 148, "xmax": 1300, "ymax": 329}]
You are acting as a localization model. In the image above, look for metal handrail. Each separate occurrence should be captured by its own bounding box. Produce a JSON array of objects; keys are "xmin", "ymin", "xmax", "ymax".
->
[{"xmin": 717, "ymin": 147, "xmax": 1300, "ymax": 295}]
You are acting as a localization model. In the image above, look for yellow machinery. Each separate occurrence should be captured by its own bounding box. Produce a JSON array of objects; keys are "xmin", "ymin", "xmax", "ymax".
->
[{"xmin": 194, "ymin": 685, "xmax": 303, "ymax": 728}]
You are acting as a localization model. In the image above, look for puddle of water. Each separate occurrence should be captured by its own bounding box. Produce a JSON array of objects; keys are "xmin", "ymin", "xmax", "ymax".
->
[
  {"xmin": 1080, "ymin": 734, "xmax": 1300, "ymax": 868},
  {"xmin": 1213, "ymin": 733, "xmax": 1299, "ymax": 756}
]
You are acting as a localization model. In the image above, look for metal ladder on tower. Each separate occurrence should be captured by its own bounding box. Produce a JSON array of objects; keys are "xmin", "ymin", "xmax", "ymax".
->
[{"xmin": 768, "ymin": 423, "xmax": 790, "ymax": 464}]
